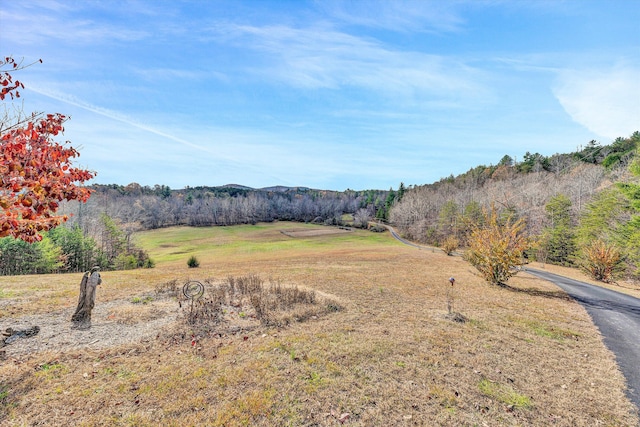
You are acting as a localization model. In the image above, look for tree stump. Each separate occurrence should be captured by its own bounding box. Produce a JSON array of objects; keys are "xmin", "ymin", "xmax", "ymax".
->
[{"xmin": 71, "ymin": 267, "xmax": 102, "ymax": 329}]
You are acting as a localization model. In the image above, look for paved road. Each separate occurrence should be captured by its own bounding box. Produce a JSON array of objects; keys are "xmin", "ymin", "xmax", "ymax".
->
[
  {"xmin": 388, "ymin": 227, "xmax": 424, "ymax": 249},
  {"xmin": 526, "ymin": 268, "xmax": 640, "ymax": 410},
  {"xmin": 382, "ymin": 223, "xmax": 442, "ymax": 251}
]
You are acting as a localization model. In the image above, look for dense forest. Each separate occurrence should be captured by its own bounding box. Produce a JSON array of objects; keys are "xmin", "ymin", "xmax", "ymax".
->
[
  {"xmin": 2, "ymin": 132, "xmax": 638, "ymax": 280},
  {"xmin": 62, "ymin": 184, "xmax": 392, "ymax": 230}
]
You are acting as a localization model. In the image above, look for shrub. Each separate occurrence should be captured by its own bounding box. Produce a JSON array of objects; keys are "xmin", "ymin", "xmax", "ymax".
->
[
  {"xmin": 187, "ymin": 255, "xmax": 200, "ymax": 268},
  {"xmin": 464, "ymin": 206, "xmax": 530, "ymax": 285},
  {"xmin": 368, "ymin": 224, "xmax": 387, "ymax": 233},
  {"xmin": 441, "ymin": 236, "xmax": 459, "ymax": 256},
  {"xmin": 580, "ymin": 239, "xmax": 623, "ymax": 283},
  {"xmin": 114, "ymin": 253, "xmax": 138, "ymax": 270}
]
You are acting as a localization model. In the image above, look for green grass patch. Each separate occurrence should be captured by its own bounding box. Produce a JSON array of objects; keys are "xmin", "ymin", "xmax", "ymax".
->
[
  {"xmin": 34, "ymin": 363, "xmax": 67, "ymax": 380},
  {"xmin": 131, "ymin": 296, "xmax": 154, "ymax": 304},
  {"xmin": 519, "ymin": 319, "xmax": 581, "ymax": 341},
  {"xmin": 37, "ymin": 363, "xmax": 64, "ymax": 372},
  {"xmin": 133, "ymin": 223, "xmax": 397, "ymax": 264},
  {"xmin": 0, "ymin": 289, "xmax": 17, "ymax": 298},
  {"xmin": 478, "ymin": 378, "xmax": 532, "ymax": 409}
]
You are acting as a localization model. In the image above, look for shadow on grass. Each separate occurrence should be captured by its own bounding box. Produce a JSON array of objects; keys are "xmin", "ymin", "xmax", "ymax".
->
[{"xmin": 498, "ymin": 283, "xmax": 574, "ymax": 301}]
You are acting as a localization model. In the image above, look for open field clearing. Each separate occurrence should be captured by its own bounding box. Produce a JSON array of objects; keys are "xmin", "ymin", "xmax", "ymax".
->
[{"xmin": 1, "ymin": 222, "xmax": 638, "ymax": 426}]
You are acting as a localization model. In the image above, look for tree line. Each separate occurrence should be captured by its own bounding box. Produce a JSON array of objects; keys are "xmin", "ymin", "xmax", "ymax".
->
[
  {"xmin": 59, "ymin": 185, "xmax": 392, "ymax": 231},
  {"xmin": 0, "ymin": 213, "xmax": 152, "ymax": 276},
  {"xmin": 390, "ymin": 132, "xmax": 640, "ymax": 281}
]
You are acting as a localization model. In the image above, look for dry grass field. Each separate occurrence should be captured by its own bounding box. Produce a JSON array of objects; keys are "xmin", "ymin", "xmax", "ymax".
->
[{"xmin": 1, "ymin": 222, "xmax": 638, "ymax": 426}]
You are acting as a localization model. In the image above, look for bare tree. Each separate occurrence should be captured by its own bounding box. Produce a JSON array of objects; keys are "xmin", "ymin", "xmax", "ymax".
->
[{"xmin": 353, "ymin": 208, "xmax": 372, "ymax": 228}]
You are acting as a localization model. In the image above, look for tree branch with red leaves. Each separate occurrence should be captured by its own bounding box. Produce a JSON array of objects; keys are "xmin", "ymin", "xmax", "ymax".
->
[{"xmin": 1, "ymin": 56, "xmax": 95, "ymax": 242}]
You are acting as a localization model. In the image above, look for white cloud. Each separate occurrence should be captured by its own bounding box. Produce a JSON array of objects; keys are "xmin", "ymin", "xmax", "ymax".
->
[
  {"xmin": 316, "ymin": 0, "xmax": 465, "ymax": 33},
  {"xmin": 553, "ymin": 66, "xmax": 640, "ymax": 139},
  {"xmin": 210, "ymin": 23, "xmax": 488, "ymax": 103},
  {"xmin": 27, "ymin": 84, "xmax": 225, "ymax": 153}
]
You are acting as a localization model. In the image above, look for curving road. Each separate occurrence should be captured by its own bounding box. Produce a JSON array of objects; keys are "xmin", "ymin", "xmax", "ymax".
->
[{"xmin": 526, "ymin": 268, "xmax": 640, "ymax": 410}]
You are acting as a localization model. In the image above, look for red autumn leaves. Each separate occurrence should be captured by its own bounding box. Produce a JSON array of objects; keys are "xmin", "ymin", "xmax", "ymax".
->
[{"xmin": 1, "ymin": 56, "xmax": 95, "ymax": 242}]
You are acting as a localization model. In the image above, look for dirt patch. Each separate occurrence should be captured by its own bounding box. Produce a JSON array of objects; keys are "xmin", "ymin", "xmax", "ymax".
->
[
  {"xmin": 281, "ymin": 227, "xmax": 352, "ymax": 238},
  {"xmin": 1, "ymin": 278, "xmax": 343, "ymax": 361},
  {"xmin": 1, "ymin": 298, "xmax": 180, "ymax": 359}
]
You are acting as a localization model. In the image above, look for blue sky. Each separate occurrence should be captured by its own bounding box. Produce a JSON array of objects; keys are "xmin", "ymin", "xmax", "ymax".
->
[{"xmin": 1, "ymin": 0, "xmax": 639, "ymax": 191}]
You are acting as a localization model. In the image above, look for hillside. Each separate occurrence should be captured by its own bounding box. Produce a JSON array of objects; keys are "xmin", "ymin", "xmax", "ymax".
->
[
  {"xmin": 1, "ymin": 223, "xmax": 638, "ymax": 426},
  {"xmin": 390, "ymin": 132, "xmax": 639, "ymax": 280}
]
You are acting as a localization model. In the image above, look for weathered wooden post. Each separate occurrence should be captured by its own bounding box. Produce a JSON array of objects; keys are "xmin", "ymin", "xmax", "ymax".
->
[{"xmin": 71, "ymin": 266, "xmax": 102, "ymax": 329}]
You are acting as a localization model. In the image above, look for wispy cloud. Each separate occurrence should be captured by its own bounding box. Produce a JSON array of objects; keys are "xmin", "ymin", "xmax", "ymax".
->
[
  {"xmin": 316, "ymin": 0, "xmax": 466, "ymax": 33},
  {"xmin": 3, "ymin": 0, "xmax": 636, "ymax": 190},
  {"xmin": 553, "ymin": 65, "xmax": 640, "ymax": 139},
  {"xmin": 1, "ymin": 12, "xmax": 147, "ymax": 47},
  {"xmin": 28, "ymin": 84, "xmax": 226, "ymax": 156},
  {"xmin": 130, "ymin": 67, "xmax": 221, "ymax": 83},
  {"xmin": 208, "ymin": 23, "xmax": 488, "ymax": 103}
]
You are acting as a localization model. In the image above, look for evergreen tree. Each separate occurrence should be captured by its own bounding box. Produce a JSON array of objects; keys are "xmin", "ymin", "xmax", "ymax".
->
[
  {"xmin": 541, "ymin": 194, "xmax": 576, "ymax": 265},
  {"xmin": 459, "ymin": 201, "xmax": 483, "ymax": 245},
  {"xmin": 397, "ymin": 182, "xmax": 406, "ymax": 202},
  {"xmin": 498, "ymin": 154, "xmax": 514, "ymax": 166},
  {"xmin": 462, "ymin": 201, "xmax": 483, "ymax": 224},
  {"xmin": 575, "ymin": 188, "xmax": 632, "ymax": 279},
  {"xmin": 602, "ymin": 133, "xmax": 639, "ymax": 169},
  {"xmin": 616, "ymin": 146, "xmax": 640, "ymax": 277},
  {"xmin": 576, "ymin": 189, "xmax": 629, "ymax": 246},
  {"xmin": 377, "ymin": 188, "xmax": 396, "ymax": 221},
  {"xmin": 34, "ymin": 235, "xmax": 64, "ymax": 274},
  {"xmin": 48, "ymin": 225, "xmax": 102, "ymax": 272},
  {"xmin": 100, "ymin": 213, "xmax": 127, "ymax": 268},
  {"xmin": 0, "ymin": 236, "xmax": 61, "ymax": 275},
  {"xmin": 578, "ymin": 140, "xmax": 603, "ymax": 164},
  {"xmin": 438, "ymin": 200, "xmax": 459, "ymax": 241},
  {"xmin": 518, "ymin": 152, "xmax": 550, "ymax": 173},
  {"xmin": 0, "ymin": 238, "xmax": 38, "ymax": 275}
]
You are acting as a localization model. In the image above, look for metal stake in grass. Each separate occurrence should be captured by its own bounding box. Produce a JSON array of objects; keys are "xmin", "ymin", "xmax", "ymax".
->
[
  {"xmin": 447, "ymin": 277, "xmax": 455, "ymax": 315},
  {"xmin": 183, "ymin": 281, "xmax": 205, "ymax": 323}
]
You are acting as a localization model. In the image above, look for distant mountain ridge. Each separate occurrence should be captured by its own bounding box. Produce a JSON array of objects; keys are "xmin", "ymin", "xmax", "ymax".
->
[
  {"xmin": 201, "ymin": 184, "xmax": 313, "ymax": 192},
  {"xmin": 219, "ymin": 184, "xmax": 314, "ymax": 192}
]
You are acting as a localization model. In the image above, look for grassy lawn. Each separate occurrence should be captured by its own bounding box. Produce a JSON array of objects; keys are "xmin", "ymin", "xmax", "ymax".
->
[
  {"xmin": 1, "ymin": 222, "xmax": 638, "ymax": 426},
  {"xmin": 134, "ymin": 222, "xmax": 396, "ymax": 264}
]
